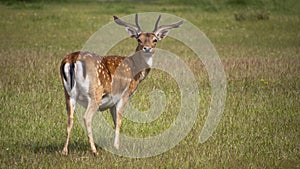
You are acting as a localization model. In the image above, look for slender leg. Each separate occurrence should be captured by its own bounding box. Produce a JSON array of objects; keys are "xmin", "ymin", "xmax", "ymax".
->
[
  {"xmin": 62, "ymin": 95, "xmax": 75, "ymax": 156},
  {"xmin": 110, "ymin": 106, "xmax": 117, "ymax": 128},
  {"xmin": 83, "ymin": 99, "xmax": 100, "ymax": 156},
  {"xmin": 114, "ymin": 97, "xmax": 128, "ymax": 149}
]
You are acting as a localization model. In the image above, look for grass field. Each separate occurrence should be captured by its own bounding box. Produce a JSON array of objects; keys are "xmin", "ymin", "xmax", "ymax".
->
[{"xmin": 0, "ymin": 0, "xmax": 299, "ymax": 168}]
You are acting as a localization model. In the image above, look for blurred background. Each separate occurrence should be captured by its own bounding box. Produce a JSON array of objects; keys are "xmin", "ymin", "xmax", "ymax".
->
[{"xmin": 0, "ymin": 0, "xmax": 299, "ymax": 168}]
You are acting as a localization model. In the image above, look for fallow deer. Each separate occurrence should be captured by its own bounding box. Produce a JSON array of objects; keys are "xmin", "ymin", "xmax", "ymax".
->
[{"xmin": 60, "ymin": 14, "xmax": 183, "ymax": 156}]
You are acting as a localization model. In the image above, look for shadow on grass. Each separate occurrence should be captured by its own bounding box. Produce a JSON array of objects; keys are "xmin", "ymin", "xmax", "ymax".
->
[{"xmin": 21, "ymin": 140, "xmax": 99, "ymax": 155}]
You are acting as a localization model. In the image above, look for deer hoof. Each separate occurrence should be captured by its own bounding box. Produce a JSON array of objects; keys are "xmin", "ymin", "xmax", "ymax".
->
[
  {"xmin": 62, "ymin": 149, "xmax": 68, "ymax": 156},
  {"xmin": 114, "ymin": 142, "xmax": 119, "ymax": 150},
  {"xmin": 92, "ymin": 151, "xmax": 99, "ymax": 157}
]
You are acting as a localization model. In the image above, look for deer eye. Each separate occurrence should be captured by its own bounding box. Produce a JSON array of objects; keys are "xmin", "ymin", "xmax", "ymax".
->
[
  {"xmin": 137, "ymin": 39, "xmax": 142, "ymax": 44},
  {"xmin": 153, "ymin": 39, "xmax": 158, "ymax": 43}
]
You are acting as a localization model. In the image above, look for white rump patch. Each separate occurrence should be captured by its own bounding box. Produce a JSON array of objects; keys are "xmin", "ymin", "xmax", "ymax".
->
[
  {"xmin": 63, "ymin": 61, "xmax": 90, "ymax": 109},
  {"xmin": 63, "ymin": 63, "xmax": 76, "ymax": 95}
]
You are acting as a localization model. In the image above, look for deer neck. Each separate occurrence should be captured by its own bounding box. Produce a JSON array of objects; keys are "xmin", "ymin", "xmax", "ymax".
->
[{"xmin": 126, "ymin": 48, "xmax": 153, "ymax": 82}]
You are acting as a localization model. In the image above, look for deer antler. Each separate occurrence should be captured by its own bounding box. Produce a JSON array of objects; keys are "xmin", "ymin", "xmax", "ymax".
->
[
  {"xmin": 153, "ymin": 19, "xmax": 183, "ymax": 34},
  {"xmin": 134, "ymin": 14, "xmax": 142, "ymax": 33},
  {"xmin": 152, "ymin": 15, "xmax": 183, "ymax": 39},
  {"xmin": 153, "ymin": 15, "xmax": 161, "ymax": 32},
  {"xmin": 114, "ymin": 14, "xmax": 142, "ymax": 36}
]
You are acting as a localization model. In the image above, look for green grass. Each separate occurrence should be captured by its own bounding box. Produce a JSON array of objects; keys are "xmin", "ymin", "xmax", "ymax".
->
[{"xmin": 0, "ymin": 1, "xmax": 299, "ymax": 168}]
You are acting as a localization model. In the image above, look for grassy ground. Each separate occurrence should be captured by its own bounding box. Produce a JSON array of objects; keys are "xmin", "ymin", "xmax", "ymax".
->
[{"xmin": 0, "ymin": 1, "xmax": 299, "ymax": 168}]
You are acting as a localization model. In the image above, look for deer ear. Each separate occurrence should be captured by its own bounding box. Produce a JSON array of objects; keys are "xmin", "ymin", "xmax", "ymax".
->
[
  {"xmin": 125, "ymin": 27, "xmax": 139, "ymax": 38},
  {"xmin": 153, "ymin": 20, "xmax": 184, "ymax": 40},
  {"xmin": 155, "ymin": 30, "xmax": 169, "ymax": 40}
]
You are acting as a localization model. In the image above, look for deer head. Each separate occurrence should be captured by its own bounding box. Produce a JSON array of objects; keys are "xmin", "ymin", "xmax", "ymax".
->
[{"xmin": 113, "ymin": 14, "xmax": 183, "ymax": 53}]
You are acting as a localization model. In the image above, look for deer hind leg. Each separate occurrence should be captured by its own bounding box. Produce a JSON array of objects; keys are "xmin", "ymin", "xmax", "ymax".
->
[
  {"xmin": 113, "ymin": 97, "xmax": 128, "ymax": 149},
  {"xmin": 62, "ymin": 94, "xmax": 75, "ymax": 156},
  {"xmin": 83, "ymin": 100, "xmax": 98, "ymax": 156}
]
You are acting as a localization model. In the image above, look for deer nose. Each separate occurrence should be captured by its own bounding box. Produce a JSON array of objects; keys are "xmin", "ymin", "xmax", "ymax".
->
[{"xmin": 143, "ymin": 47, "xmax": 152, "ymax": 53}]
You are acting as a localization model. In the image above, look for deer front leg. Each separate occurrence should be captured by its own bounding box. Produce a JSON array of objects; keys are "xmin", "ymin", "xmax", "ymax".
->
[
  {"xmin": 113, "ymin": 97, "xmax": 128, "ymax": 149},
  {"xmin": 83, "ymin": 100, "xmax": 100, "ymax": 156},
  {"xmin": 110, "ymin": 106, "xmax": 117, "ymax": 129},
  {"xmin": 62, "ymin": 96, "xmax": 75, "ymax": 156}
]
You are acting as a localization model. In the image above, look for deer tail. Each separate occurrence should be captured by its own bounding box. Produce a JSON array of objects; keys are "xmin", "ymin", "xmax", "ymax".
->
[{"xmin": 61, "ymin": 60, "xmax": 77, "ymax": 95}]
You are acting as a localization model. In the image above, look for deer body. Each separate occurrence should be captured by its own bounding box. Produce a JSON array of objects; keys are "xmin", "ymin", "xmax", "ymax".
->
[{"xmin": 60, "ymin": 14, "xmax": 183, "ymax": 156}]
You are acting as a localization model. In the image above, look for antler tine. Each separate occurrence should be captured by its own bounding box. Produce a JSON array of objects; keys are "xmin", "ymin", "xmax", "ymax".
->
[
  {"xmin": 153, "ymin": 20, "xmax": 184, "ymax": 34},
  {"xmin": 152, "ymin": 15, "xmax": 161, "ymax": 32},
  {"xmin": 135, "ymin": 13, "xmax": 142, "ymax": 33},
  {"xmin": 114, "ymin": 14, "xmax": 143, "ymax": 34},
  {"xmin": 114, "ymin": 16, "xmax": 136, "ymax": 28}
]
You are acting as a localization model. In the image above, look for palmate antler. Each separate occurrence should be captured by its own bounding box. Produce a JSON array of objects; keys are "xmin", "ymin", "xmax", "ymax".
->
[{"xmin": 114, "ymin": 14, "xmax": 183, "ymax": 39}]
